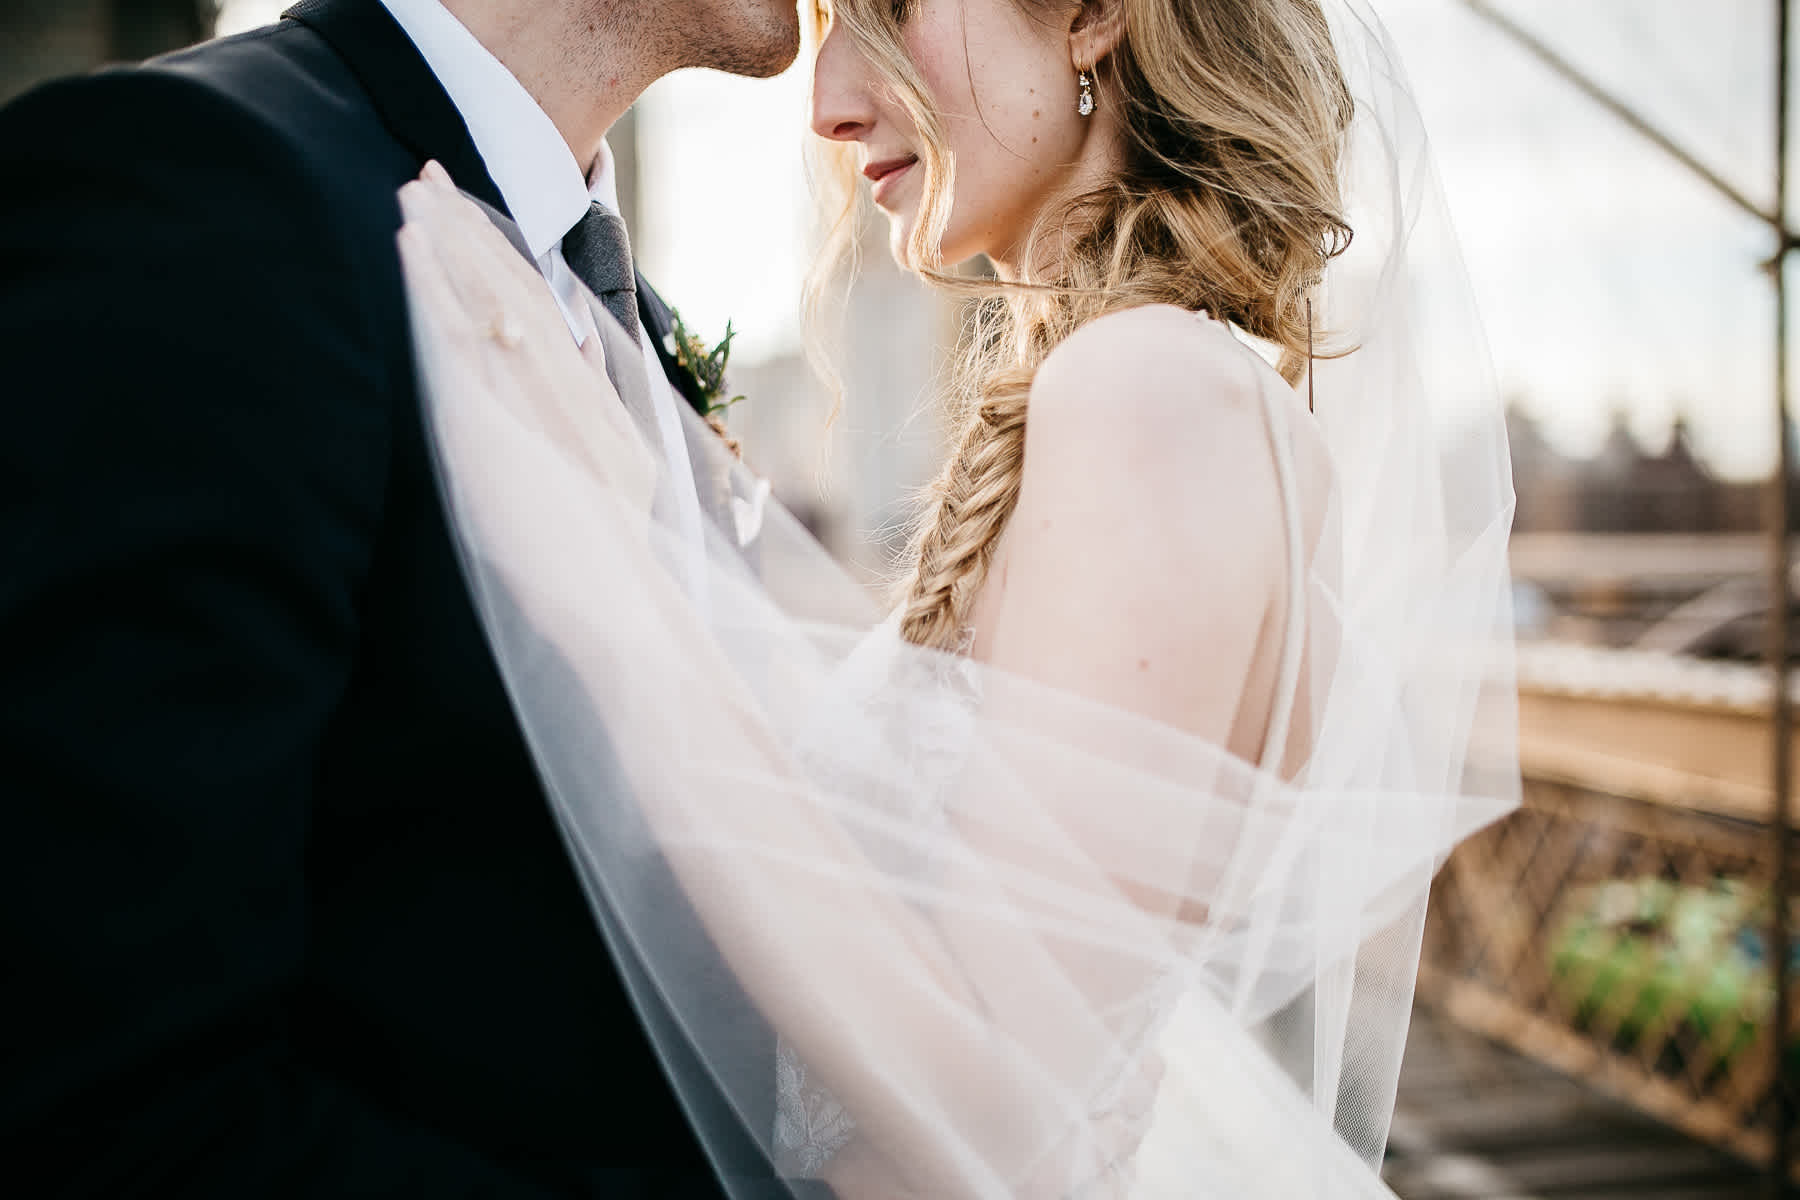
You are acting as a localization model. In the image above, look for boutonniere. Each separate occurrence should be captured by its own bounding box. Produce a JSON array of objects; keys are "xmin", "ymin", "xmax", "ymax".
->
[
  {"xmin": 664, "ymin": 309, "xmax": 746, "ymax": 420},
  {"xmin": 665, "ymin": 309, "xmax": 746, "ymax": 458}
]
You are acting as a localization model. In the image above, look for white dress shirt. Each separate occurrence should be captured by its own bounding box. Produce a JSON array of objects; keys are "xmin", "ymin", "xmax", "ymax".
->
[{"xmin": 378, "ymin": 0, "xmax": 706, "ymax": 557}]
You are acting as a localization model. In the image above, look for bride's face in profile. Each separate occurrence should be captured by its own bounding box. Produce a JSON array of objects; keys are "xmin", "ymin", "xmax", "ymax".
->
[{"xmin": 809, "ymin": 0, "xmax": 1119, "ymax": 272}]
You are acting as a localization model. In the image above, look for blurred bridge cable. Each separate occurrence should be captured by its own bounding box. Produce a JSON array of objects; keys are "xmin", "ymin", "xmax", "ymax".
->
[{"xmin": 1460, "ymin": 2, "xmax": 1796, "ymax": 1193}]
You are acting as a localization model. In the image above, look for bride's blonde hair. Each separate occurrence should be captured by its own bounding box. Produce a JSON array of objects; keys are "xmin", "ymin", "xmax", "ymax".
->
[{"xmin": 806, "ymin": 0, "xmax": 1354, "ymax": 650}]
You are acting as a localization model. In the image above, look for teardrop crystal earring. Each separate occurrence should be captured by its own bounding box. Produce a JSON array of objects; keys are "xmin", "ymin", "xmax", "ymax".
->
[{"xmin": 1077, "ymin": 68, "xmax": 1095, "ymax": 117}]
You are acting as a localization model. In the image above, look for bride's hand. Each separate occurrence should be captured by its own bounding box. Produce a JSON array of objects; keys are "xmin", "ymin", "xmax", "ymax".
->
[{"xmin": 396, "ymin": 162, "xmax": 658, "ymax": 515}]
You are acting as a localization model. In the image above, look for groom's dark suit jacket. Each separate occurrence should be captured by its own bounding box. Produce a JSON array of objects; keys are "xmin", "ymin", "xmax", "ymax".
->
[{"xmin": 0, "ymin": 2, "xmax": 768, "ymax": 1195}]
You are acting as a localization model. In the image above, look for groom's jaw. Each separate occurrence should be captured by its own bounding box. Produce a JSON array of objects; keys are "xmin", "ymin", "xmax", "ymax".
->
[{"xmin": 659, "ymin": 0, "xmax": 803, "ymax": 80}]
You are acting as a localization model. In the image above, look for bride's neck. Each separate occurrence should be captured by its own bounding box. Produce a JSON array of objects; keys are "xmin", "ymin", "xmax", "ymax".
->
[
  {"xmin": 985, "ymin": 120, "xmax": 1127, "ymax": 284},
  {"xmin": 988, "ymin": 221, "xmax": 1083, "ymax": 286}
]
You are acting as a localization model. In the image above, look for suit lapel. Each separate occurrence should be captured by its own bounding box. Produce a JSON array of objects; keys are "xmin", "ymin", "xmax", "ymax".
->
[
  {"xmin": 635, "ymin": 281, "xmax": 710, "ymax": 418},
  {"xmin": 280, "ymin": 0, "xmax": 508, "ymax": 216},
  {"xmin": 632, "ymin": 287, "xmax": 741, "ymax": 538},
  {"xmin": 603, "ymin": 293, "xmax": 737, "ymax": 538}
]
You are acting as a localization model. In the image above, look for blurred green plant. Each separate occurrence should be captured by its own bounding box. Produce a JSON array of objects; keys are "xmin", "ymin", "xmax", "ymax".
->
[{"xmin": 1548, "ymin": 878, "xmax": 1795, "ymax": 1078}]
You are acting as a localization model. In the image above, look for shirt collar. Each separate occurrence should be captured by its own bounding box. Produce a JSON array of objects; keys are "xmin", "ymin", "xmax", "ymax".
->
[
  {"xmin": 587, "ymin": 138, "xmax": 623, "ymax": 216},
  {"xmin": 377, "ymin": 0, "xmax": 597, "ymax": 258}
]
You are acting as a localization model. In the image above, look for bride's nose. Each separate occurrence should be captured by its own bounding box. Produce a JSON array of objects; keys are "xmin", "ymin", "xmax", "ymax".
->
[{"xmin": 809, "ymin": 25, "xmax": 876, "ymax": 142}]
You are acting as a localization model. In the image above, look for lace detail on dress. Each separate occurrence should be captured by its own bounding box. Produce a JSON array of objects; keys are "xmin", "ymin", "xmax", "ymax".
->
[
  {"xmin": 787, "ymin": 613, "xmax": 982, "ymax": 882},
  {"xmin": 774, "ymin": 1037, "xmax": 859, "ymax": 1174}
]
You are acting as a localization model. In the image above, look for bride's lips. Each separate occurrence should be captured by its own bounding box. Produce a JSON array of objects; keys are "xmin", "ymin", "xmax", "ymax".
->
[{"xmin": 863, "ymin": 155, "xmax": 918, "ymax": 208}]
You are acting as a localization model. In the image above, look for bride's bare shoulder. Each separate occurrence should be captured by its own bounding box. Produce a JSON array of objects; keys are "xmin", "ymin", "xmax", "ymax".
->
[
  {"xmin": 981, "ymin": 305, "xmax": 1296, "ymax": 733},
  {"xmin": 1026, "ymin": 304, "xmax": 1276, "ymax": 482},
  {"xmin": 1032, "ymin": 304, "xmax": 1265, "ymax": 433}
]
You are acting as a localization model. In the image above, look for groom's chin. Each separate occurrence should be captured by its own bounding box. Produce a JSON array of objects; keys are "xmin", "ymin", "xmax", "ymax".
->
[
  {"xmin": 706, "ymin": 7, "xmax": 802, "ymax": 79},
  {"xmin": 748, "ymin": 38, "xmax": 802, "ymax": 79},
  {"xmin": 757, "ymin": 16, "xmax": 804, "ymax": 77}
]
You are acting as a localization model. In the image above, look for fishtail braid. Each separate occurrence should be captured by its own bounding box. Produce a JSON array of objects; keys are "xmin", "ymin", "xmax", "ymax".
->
[{"xmin": 897, "ymin": 382, "xmax": 1030, "ymax": 651}]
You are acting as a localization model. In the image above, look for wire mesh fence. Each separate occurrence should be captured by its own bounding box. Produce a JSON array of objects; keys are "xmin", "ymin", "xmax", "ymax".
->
[{"xmin": 1421, "ymin": 669, "xmax": 1795, "ymax": 1176}]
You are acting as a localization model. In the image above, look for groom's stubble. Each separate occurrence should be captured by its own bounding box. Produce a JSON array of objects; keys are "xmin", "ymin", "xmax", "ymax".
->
[
  {"xmin": 602, "ymin": 0, "xmax": 802, "ymax": 80},
  {"xmin": 557, "ymin": 0, "xmax": 801, "ymax": 88}
]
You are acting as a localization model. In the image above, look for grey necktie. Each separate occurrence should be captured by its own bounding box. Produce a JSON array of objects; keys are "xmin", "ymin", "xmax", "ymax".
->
[
  {"xmin": 561, "ymin": 203, "xmax": 642, "ymax": 344},
  {"xmin": 456, "ymin": 189, "xmax": 661, "ymax": 449}
]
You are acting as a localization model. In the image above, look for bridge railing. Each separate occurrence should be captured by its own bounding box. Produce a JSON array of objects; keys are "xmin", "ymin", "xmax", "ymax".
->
[{"xmin": 1419, "ymin": 642, "xmax": 1795, "ymax": 1169}]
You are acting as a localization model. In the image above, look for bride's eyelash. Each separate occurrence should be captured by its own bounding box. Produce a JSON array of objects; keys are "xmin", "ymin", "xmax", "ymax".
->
[{"xmin": 890, "ymin": 0, "xmax": 916, "ymax": 22}]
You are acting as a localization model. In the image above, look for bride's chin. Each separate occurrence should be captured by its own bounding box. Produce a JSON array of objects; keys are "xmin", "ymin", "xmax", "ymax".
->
[
  {"xmin": 884, "ymin": 225, "xmax": 983, "ymax": 276},
  {"xmin": 884, "ymin": 219, "xmax": 915, "ymax": 268}
]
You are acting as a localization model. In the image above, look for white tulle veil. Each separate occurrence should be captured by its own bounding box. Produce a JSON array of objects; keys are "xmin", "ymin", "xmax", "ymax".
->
[{"xmin": 397, "ymin": 1, "xmax": 1519, "ymax": 1194}]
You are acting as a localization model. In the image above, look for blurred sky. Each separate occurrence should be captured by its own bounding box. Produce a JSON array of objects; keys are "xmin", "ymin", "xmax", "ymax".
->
[
  {"xmin": 216, "ymin": 0, "xmax": 1791, "ymax": 479},
  {"xmin": 1380, "ymin": 0, "xmax": 1783, "ymax": 480}
]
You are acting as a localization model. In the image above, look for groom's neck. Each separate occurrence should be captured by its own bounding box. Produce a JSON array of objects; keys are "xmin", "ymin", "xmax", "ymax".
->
[{"xmin": 440, "ymin": 0, "xmax": 667, "ymax": 175}]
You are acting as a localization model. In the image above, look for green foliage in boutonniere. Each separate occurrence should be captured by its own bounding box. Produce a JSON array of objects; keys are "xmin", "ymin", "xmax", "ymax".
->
[{"xmin": 664, "ymin": 308, "xmax": 746, "ymax": 419}]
